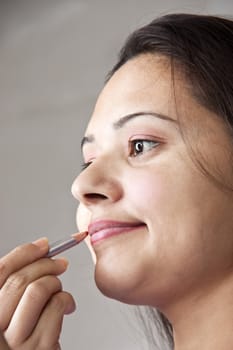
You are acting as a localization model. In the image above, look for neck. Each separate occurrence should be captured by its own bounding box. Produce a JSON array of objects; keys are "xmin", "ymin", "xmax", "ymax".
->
[{"xmin": 163, "ymin": 272, "xmax": 233, "ymax": 350}]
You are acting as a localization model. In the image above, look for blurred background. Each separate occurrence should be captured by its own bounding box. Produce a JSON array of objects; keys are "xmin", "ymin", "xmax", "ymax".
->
[{"xmin": 1, "ymin": 1, "xmax": 233, "ymax": 349}]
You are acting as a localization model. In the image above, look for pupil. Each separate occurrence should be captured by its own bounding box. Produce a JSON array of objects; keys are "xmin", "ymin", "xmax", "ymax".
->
[{"xmin": 135, "ymin": 141, "xmax": 143, "ymax": 153}]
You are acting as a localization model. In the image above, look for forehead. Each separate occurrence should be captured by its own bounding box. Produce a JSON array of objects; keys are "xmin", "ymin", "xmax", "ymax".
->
[
  {"xmin": 104, "ymin": 54, "xmax": 172, "ymax": 94},
  {"xmin": 85, "ymin": 53, "xmax": 225, "ymax": 141},
  {"xmin": 86, "ymin": 54, "xmax": 177, "ymax": 130}
]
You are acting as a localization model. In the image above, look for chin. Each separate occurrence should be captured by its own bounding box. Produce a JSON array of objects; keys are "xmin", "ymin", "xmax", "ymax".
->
[
  {"xmin": 94, "ymin": 272, "xmax": 135, "ymax": 304},
  {"xmin": 93, "ymin": 259, "xmax": 151, "ymax": 305},
  {"xmin": 93, "ymin": 256, "xmax": 182, "ymax": 310}
]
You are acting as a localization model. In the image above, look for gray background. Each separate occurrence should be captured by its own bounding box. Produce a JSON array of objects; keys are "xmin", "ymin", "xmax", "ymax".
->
[{"xmin": 1, "ymin": 1, "xmax": 232, "ymax": 349}]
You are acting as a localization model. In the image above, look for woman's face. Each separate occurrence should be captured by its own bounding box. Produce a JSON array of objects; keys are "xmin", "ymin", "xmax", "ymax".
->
[{"xmin": 72, "ymin": 54, "xmax": 233, "ymax": 309}]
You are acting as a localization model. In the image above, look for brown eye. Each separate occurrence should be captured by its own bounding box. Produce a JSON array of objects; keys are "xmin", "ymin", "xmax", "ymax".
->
[{"xmin": 129, "ymin": 139, "xmax": 159, "ymax": 157}]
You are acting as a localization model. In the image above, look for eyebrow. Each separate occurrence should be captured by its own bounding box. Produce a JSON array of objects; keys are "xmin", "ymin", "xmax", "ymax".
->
[
  {"xmin": 81, "ymin": 111, "xmax": 177, "ymax": 150},
  {"xmin": 113, "ymin": 111, "xmax": 177, "ymax": 129}
]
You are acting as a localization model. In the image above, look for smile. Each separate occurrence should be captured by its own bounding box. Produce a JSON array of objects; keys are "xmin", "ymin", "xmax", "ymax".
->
[{"xmin": 88, "ymin": 220, "xmax": 146, "ymax": 244}]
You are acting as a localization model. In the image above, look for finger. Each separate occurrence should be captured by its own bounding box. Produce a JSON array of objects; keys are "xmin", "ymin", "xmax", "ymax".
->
[
  {"xmin": 0, "ymin": 258, "xmax": 68, "ymax": 330},
  {"xmin": 5, "ymin": 275, "xmax": 62, "ymax": 347},
  {"xmin": 27, "ymin": 292, "xmax": 75, "ymax": 350},
  {"xmin": 0, "ymin": 331, "xmax": 10, "ymax": 350},
  {"xmin": 0, "ymin": 238, "xmax": 49, "ymax": 288}
]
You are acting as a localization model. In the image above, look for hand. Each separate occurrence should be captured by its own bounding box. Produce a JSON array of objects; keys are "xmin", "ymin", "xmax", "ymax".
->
[
  {"xmin": 0, "ymin": 238, "xmax": 76, "ymax": 350},
  {"xmin": 0, "ymin": 330, "xmax": 11, "ymax": 349}
]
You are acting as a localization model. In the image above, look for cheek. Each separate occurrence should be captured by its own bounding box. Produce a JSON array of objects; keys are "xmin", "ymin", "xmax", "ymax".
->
[{"xmin": 126, "ymin": 170, "xmax": 164, "ymax": 213}]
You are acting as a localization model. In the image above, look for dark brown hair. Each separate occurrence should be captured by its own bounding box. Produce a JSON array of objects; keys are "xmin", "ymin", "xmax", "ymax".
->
[{"xmin": 107, "ymin": 13, "xmax": 233, "ymax": 349}]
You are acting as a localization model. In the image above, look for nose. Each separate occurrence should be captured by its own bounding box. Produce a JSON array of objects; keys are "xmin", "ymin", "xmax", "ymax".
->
[{"xmin": 71, "ymin": 159, "xmax": 123, "ymax": 208}]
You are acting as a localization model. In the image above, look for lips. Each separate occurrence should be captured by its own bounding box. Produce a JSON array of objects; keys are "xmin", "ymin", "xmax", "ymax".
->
[{"xmin": 88, "ymin": 220, "xmax": 146, "ymax": 244}]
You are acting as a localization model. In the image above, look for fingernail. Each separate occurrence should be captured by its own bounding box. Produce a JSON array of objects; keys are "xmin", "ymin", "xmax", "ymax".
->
[
  {"xmin": 65, "ymin": 300, "xmax": 76, "ymax": 314},
  {"xmin": 55, "ymin": 258, "xmax": 69, "ymax": 269},
  {"xmin": 32, "ymin": 237, "xmax": 48, "ymax": 251}
]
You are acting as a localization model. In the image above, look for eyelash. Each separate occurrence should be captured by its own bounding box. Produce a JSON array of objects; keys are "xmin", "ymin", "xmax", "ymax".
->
[
  {"xmin": 128, "ymin": 138, "xmax": 160, "ymax": 157},
  {"xmin": 81, "ymin": 161, "xmax": 92, "ymax": 171},
  {"xmin": 81, "ymin": 138, "xmax": 161, "ymax": 170}
]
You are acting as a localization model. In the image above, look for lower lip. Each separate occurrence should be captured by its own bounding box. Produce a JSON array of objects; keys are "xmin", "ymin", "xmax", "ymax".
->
[{"xmin": 90, "ymin": 225, "xmax": 145, "ymax": 244}]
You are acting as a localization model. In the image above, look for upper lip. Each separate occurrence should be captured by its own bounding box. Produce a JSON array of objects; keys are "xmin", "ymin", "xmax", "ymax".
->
[{"xmin": 88, "ymin": 220, "xmax": 145, "ymax": 236}]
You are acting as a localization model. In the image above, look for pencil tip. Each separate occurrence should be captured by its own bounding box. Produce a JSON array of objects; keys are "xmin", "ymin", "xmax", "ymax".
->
[{"xmin": 71, "ymin": 231, "xmax": 88, "ymax": 241}]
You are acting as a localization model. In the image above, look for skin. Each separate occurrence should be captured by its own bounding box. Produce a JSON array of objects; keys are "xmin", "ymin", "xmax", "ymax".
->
[
  {"xmin": 0, "ymin": 239, "xmax": 75, "ymax": 349},
  {"xmin": 72, "ymin": 54, "xmax": 233, "ymax": 349},
  {"xmin": 0, "ymin": 331, "xmax": 11, "ymax": 350}
]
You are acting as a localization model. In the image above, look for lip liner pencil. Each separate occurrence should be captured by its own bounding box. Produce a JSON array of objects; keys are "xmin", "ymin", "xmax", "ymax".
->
[{"xmin": 45, "ymin": 231, "xmax": 88, "ymax": 258}]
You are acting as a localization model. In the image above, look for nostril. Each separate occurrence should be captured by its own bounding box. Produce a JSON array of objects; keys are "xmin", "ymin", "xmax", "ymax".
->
[{"xmin": 84, "ymin": 193, "xmax": 108, "ymax": 201}]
